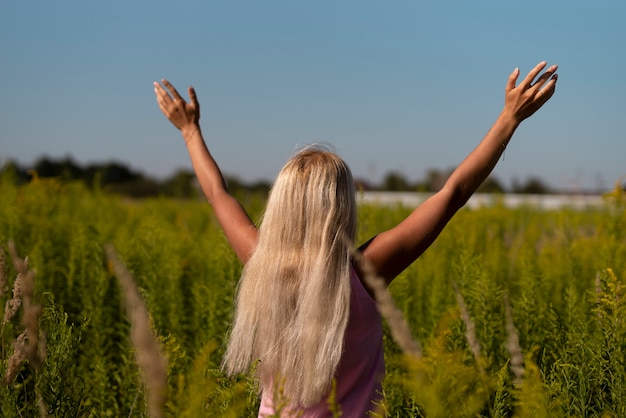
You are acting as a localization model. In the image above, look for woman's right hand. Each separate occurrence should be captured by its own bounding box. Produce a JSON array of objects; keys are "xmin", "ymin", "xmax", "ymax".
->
[
  {"xmin": 503, "ymin": 61, "xmax": 558, "ymax": 123},
  {"xmin": 154, "ymin": 79, "xmax": 201, "ymax": 139}
]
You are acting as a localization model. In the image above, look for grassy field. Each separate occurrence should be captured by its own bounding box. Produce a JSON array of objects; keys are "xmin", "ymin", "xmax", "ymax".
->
[{"xmin": 1, "ymin": 174, "xmax": 625, "ymax": 417}]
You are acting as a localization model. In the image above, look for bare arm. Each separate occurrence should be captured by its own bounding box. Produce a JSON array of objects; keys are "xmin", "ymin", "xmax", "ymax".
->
[
  {"xmin": 154, "ymin": 80, "xmax": 257, "ymax": 263},
  {"xmin": 360, "ymin": 62, "xmax": 558, "ymax": 283}
]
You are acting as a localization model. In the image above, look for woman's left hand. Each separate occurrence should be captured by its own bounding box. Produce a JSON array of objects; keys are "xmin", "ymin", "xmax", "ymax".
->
[{"xmin": 154, "ymin": 79, "xmax": 200, "ymax": 137}]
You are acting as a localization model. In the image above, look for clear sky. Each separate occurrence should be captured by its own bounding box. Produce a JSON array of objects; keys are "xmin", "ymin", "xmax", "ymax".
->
[{"xmin": 1, "ymin": 0, "xmax": 624, "ymax": 192}]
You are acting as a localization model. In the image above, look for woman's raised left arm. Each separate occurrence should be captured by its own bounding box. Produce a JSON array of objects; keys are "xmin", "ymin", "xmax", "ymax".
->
[{"xmin": 154, "ymin": 79, "xmax": 258, "ymax": 263}]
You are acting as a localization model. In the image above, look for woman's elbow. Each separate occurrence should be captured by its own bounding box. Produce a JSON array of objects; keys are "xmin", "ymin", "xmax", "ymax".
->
[{"xmin": 440, "ymin": 183, "xmax": 470, "ymax": 212}]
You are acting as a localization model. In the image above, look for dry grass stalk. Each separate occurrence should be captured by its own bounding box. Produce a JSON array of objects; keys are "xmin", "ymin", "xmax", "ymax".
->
[
  {"xmin": 8, "ymin": 241, "xmax": 43, "ymax": 371},
  {"xmin": 348, "ymin": 243, "xmax": 422, "ymax": 358},
  {"xmin": 594, "ymin": 271, "xmax": 603, "ymax": 320},
  {"xmin": 2, "ymin": 257, "xmax": 25, "ymax": 326},
  {"xmin": 594, "ymin": 271, "xmax": 602, "ymax": 300},
  {"xmin": 38, "ymin": 392, "xmax": 50, "ymax": 418},
  {"xmin": 503, "ymin": 292, "xmax": 524, "ymax": 385},
  {"xmin": 452, "ymin": 282, "xmax": 485, "ymax": 377},
  {"xmin": 0, "ymin": 247, "xmax": 7, "ymax": 298},
  {"xmin": 105, "ymin": 244, "xmax": 168, "ymax": 418},
  {"xmin": 3, "ymin": 330, "xmax": 27, "ymax": 385}
]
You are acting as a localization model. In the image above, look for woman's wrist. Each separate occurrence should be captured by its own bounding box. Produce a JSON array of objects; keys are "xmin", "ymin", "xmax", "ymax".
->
[
  {"xmin": 181, "ymin": 125, "xmax": 201, "ymax": 144},
  {"xmin": 497, "ymin": 108, "xmax": 522, "ymax": 131}
]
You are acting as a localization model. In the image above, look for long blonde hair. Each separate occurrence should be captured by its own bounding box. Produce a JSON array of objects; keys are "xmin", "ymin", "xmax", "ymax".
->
[{"xmin": 222, "ymin": 145, "xmax": 357, "ymax": 407}]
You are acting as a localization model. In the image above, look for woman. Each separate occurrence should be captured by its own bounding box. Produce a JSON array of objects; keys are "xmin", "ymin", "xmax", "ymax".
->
[{"xmin": 154, "ymin": 61, "xmax": 558, "ymax": 417}]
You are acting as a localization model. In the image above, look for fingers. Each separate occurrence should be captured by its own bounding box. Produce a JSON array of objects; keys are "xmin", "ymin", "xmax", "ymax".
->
[
  {"xmin": 524, "ymin": 70, "xmax": 558, "ymax": 117},
  {"xmin": 161, "ymin": 79, "xmax": 184, "ymax": 102},
  {"xmin": 535, "ymin": 73, "xmax": 558, "ymax": 104},
  {"xmin": 154, "ymin": 81, "xmax": 172, "ymax": 102},
  {"xmin": 510, "ymin": 62, "xmax": 558, "ymax": 101},
  {"xmin": 188, "ymin": 86, "xmax": 199, "ymax": 109},
  {"xmin": 153, "ymin": 80, "xmax": 183, "ymax": 124},
  {"xmin": 154, "ymin": 79, "xmax": 201, "ymax": 130},
  {"xmin": 529, "ymin": 65, "xmax": 558, "ymax": 96},
  {"xmin": 520, "ymin": 61, "xmax": 548, "ymax": 89},
  {"xmin": 503, "ymin": 62, "xmax": 558, "ymax": 121},
  {"xmin": 505, "ymin": 67, "xmax": 520, "ymax": 93},
  {"xmin": 505, "ymin": 62, "xmax": 557, "ymax": 96},
  {"xmin": 153, "ymin": 81, "xmax": 171, "ymax": 112}
]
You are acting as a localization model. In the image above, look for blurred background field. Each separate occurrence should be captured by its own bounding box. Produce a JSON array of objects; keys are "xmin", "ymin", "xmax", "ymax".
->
[{"xmin": 0, "ymin": 174, "xmax": 624, "ymax": 417}]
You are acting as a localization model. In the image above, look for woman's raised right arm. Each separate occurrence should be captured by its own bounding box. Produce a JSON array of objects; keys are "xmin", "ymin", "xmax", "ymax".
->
[
  {"xmin": 154, "ymin": 79, "xmax": 257, "ymax": 263},
  {"xmin": 359, "ymin": 62, "xmax": 558, "ymax": 284}
]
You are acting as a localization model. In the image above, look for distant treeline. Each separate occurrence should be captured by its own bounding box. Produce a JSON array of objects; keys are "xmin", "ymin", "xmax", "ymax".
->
[
  {"xmin": 0, "ymin": 157, "xmax": 279, "ymax": 198},
  {"xmin": 0, "ymin": 156, "xmax": 554, "ymax": 198},
  {"xmin": 370, "ymin": 169, "xmax": 552, "ymax": 195}
]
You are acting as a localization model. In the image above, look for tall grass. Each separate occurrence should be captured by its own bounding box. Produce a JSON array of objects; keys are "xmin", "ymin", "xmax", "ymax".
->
[{"xmin": 0, "ymin": 173, "xmax": 624, "ymax": 416}]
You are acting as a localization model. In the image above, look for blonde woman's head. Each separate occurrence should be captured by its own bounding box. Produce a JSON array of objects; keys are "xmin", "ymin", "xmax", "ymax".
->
[
  {"xmin": 262, "ymin": 145, "xmax": 356, "ymax": 250},
  {"xmin": 222, "ymin": 144, "xmax": 357, "ymax": 407}
]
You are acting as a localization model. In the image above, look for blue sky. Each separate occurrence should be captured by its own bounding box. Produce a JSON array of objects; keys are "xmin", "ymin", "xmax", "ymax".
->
[{"xmin": 1, "ymin": 0, "xmax": 624, "ymax": 192}]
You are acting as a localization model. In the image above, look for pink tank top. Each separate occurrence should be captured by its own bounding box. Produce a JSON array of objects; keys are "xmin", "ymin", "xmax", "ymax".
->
[{"xmin": 258, "ymin": 268, "xmax": 385, "ymax": 417}]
